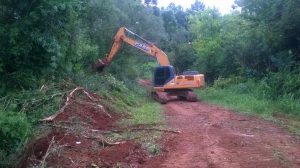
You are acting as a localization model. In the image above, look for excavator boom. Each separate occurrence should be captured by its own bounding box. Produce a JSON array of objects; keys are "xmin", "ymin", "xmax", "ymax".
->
[
  {"xmin": 94, "ymin": 27, "xmax": 205, "ymax": 103},
  {"xmin": 94, "ymin": 27, "xmax": 169, "ymax": 71}
]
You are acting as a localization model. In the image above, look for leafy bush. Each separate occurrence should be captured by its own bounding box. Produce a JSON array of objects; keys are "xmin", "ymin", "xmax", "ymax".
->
[
  {"xmin": 0, "ymin": 111, "xmax": 31, "ymax": 165},
  {"xmin": 212, "ymin": 71, "xmax": 300, "ymax": 101},
  {"xmin": 71, "ymin": 72, "xmax": 148, "ymax": 112},
  {"xmin": 199, "ymin": 74, "xmax": 300, "ymax": 119},
  {"xmin": 0, "ymin": 83, "xmax": 68, "ymax": 167},
  {"xmin": 213, "ymin": 76, "xmax": 247, "ymax": 89},
  {"xmin": 262, "ymin": 71, "xmax": 300, "ymax": 100}
]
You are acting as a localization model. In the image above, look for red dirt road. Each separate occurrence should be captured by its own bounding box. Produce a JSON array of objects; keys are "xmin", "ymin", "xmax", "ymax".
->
[
  {"xmin": 22, "ymin": 87, "xmax": 300, "ymax": 167},
  {"xmin": 147, "ymin": 101, "xmax": 300, "ymax": 168}
]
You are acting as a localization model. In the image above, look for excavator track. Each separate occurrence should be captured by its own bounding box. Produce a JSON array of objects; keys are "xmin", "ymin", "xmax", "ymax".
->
[
  {"xmin": 186, "ymin": 90, "xmax": 198, "ymax": 102},
  {"xmin": 151, "ymin": 90, "xmax": 198, "ymax": 104},
  {"xmin": 151, "ymin": 91, "xmax": 168, "ymax": 104}
]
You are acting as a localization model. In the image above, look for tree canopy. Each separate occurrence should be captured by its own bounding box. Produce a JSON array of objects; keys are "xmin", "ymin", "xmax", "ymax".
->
[{"xmin": 0, "ymin": 0, "xmax": 299, "ymax": 92}]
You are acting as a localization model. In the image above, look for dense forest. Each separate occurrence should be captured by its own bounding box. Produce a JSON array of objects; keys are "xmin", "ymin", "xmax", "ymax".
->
[{"xmin": 0, "ymin": 0, "xmax": 300, "ymax": 166}]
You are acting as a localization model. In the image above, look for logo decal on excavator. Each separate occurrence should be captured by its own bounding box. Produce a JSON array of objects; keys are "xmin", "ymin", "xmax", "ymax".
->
[{"xmin": 135, "ymin": 43, "xmax": 150, "ymax": 52}]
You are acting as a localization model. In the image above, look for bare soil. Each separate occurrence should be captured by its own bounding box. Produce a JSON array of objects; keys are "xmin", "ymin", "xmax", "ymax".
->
[
  {"xmin": 21, "ymin": 88, "xmax": 300, "ymax": 168},
  {"xmin": 21, "ymin": 89, "xmax": 149, "ymax": 168},
  {"xmin": 145, "ymin": 101, "xmax": 300, "ymax": 168}
]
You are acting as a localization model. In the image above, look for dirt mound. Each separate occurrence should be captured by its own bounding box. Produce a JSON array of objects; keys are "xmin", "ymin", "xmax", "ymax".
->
[
  {"xmin": 23, "ymin": 131, "xmax": 149, "ymax": 168},
  {"xmin": 21, "ymin": 87, "xmax": 150, "ymax": 168},
  {"xmin": 53, "ymin": 100, "xmax": 117, "ymax": 130},
  {"xmin": 41, "ymin": 87, "xmax": 118, "ymax": 130}
]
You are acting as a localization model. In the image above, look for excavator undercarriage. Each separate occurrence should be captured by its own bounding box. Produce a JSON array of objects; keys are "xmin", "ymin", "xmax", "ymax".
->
[{"xmin": 151, "ymin": 89, "xmax": 198, "ymax": 104}]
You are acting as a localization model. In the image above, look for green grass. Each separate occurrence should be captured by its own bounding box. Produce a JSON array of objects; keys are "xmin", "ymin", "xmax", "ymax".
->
[
  {"xmin": 118, "ymin": 101, "xmax": 164, "ymax": 155},
  {"xmin": 0, "ymin": 86, "xmax": 65, "ymax": 167},
  {"xmin": 197, "ymin": 87, "xmax": 300, "ymax": 135},
  {"xmin": 72, "ymin": 72, "xmax": 166, "ymax": 155},
  {"xmin": 116, "ymin": 98, "xmax": 164, "ymax": 156},
  {"xmin": 122, "ymin": 103, "xmax": 163, "ymax": 126},
  {"xmin": 198, "ymin": 87, "xmax": 300, "ymax": 118},
  {"xmin": 198, "ymin": 87, "xmax": 275, "ymax": 118},
  {"xmin": 0, "ymin": 73, "xmax": 165, "ymax": 167}
]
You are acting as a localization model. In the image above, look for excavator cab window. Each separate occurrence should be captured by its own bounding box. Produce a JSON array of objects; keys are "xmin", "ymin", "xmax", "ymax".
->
[{"xmin": 153, "ymin": 66, "xmax": 175, "ymax": 87}]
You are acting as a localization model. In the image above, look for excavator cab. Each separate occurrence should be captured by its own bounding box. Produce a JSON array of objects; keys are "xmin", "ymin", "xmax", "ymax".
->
[{"xmin": 153, "ymin": 66, "xmax": 176, "ymax": 87}]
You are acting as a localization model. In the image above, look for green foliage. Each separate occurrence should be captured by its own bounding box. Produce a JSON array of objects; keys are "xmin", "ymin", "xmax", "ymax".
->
[
  {"xmin": 147, "ymin": 143, "xmax": 161, "ymax": 155},
  {"xmin": 0, "ymin": 0, "xmax": 167, "ymax": 93},
  {"xmin": 123, "ymin": 103, "xmax": 163, "ymax": 126},
  {"xmin": 140, "ymin": 62, "xmax": 157, "ymax": 79},
  {"xmin": 1, "ymin": 86, "xmax": 64, "ymax": 164},
  {"xmin": 0, "ymin": 84, "xmax": 67, "ymax": 167},
  {"xmin": 0, "ymin": 111, "xmax": 31, "ymax": 164},
  {"xmin": 70, "ymin": 71, "xmax": 151, "ymax": 113},
  {"xmin": 0, "ymin": 0, "xmax": 86, "ymax": 91},
  {"xmin": 160, "ymin": 3, "xmax": 197, "ymax": 73},
  {"xmin": 213, "ymin": 76, "xmax": 247, "ymax": 89},
  {"xmin": 201, "ymin": 86, "xmax": 300, "ymax": 136},
  {"xmin": 261, "ymin": 70, "xmax": 300, "ymax": 99},
  {"xmin": 199, "ymin": 75, "xmax": 300, "ymax": 119},
  {"xmin": 199, "ymin": 87, "xmax": 275, "ymax": 117},
  {"xmin": 0, "ymin": 71, "xmax": 161, "ymax": 167},
  {"xmin": 83, "ymin": 0, "xmax": 167, "ymax": 82},
  {"xmin": 1, "ymin": 0, "xmax": 300, "ymax": 165},
  {"xmin": 189, "ymin": 9, "xmax": 223, "ymax": 82},
  {"xmin": 189, "ymin": 0, "xmax": 300, "ymax": 82}
]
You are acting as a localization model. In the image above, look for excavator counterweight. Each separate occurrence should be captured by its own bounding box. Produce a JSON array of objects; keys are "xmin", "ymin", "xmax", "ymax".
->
[{"xmin": 94, "ymin": 27, "xmax": 205, "ymax": 103}]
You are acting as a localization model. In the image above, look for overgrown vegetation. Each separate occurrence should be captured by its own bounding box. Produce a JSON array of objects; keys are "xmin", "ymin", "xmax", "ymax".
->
[
  {"xmin": 1, "ymin": 0, "xmax": 300, "ymax": 166},
  {"xmin": 199, "ymin": 76, "xmax": 300, "ymax": 119},
  {"xmin": 190, "ymin": 0, "xmax": 300, "ymax": 125},
  {"xmin": 0, "ymin": 84, "xmax": 64, "ymax": 165},
  {"xmin": 198, "ymin": 75, "xmax": 300, "ymax": 135},
  {"xmin": 0, "ymin": 0, "xmax": 165, "ymax": 166},
  {"xmin": 0, "ymin": 72, "xmax": 163, "ymax": 166}
]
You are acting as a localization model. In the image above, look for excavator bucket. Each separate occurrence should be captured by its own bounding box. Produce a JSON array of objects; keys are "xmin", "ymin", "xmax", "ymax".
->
[{"xmin": 93, "ymin": 59, "xmax": 107, "ymax": 72}]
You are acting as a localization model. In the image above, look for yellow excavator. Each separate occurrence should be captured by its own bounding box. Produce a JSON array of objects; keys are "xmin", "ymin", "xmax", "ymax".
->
[{"xmin": 94, "ymin": 27, "xmax": 205, "ymax": 103}]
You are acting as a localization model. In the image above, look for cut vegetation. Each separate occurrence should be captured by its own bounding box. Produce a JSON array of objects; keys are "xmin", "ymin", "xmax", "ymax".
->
[
  {"xmin": 18, "ymin": 84, "xmax": 164, "ymax": 167},
  {"xmin": 0, "ymin": 73, "xmax": 165, "ymax": 167},
  {"xmin": 1, "ymin": 0, "xmax": 300, "ymax": 167}
]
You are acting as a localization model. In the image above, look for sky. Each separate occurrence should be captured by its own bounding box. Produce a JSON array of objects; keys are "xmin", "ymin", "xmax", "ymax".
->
[{"xmin": 157, "ymin": 0, "xmax": 236, "ymax": 14}]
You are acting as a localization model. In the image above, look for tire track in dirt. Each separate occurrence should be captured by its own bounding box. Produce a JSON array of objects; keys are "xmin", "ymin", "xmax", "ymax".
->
[{"xmin": 146, "ymin": 101, "xmax": 300, "ymax": 168}]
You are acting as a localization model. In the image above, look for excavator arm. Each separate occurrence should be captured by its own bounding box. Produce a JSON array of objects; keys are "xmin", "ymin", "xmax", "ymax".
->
[
  {"xmin": 94, "ymin": 27, "xmax": 170, "ymax": 71},
  {"xmin": 93, "ymin": 27, "xmax": 205, "ymax": 104}
]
